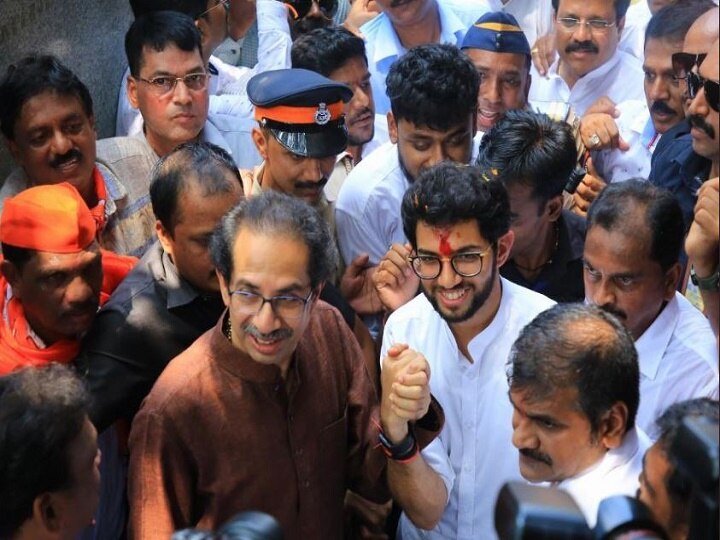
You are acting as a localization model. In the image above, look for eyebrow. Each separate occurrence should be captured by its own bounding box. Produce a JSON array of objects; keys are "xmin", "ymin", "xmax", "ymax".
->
[
  {"xmin": 417, "ymin": 245, "xmax": 485, "ymax": 255},
  {"xmin": 147, "ymin": 67, "xmax": 205, "ymax": 77},
  {"xmin": 232, "ymin": 279, "xmax": 306, "ymax": 295}
]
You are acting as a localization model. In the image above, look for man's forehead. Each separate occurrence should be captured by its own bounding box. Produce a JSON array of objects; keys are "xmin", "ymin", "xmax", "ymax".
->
[
  {"xmin": 398, "ymin": 118, "xmax": 471, "ymax": 138},
  {"xmin": 18, "ymin": 91, "xmax": 90, "ymax": 127},
  {"xmin": 555, "ymin": 0, "xmax": 615, "ymax": 16},
  {"xmin": 466, "ymin": 48, "xmax": 527, "ymax": 71},
  {"xmin": 31, "ymin": 245, "xmax": 100, "ymax": 270},
  {"xmin": 644, "ymin": 38, "xmax": 680, "ymax": 69},
  {"xmin": 139, "ymin": 44, "xmax": 204, "ymax": 74},
  {"xmin": 699, "ymin": 47, "xmax": 719, "ymax": 79}
]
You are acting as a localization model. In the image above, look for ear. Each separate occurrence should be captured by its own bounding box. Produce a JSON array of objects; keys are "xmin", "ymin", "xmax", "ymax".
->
[
  {"xmin": 545, "ymin": 195, "xmax": 563, "ymax": 222},
  {"xmin": 127, "ymin": 75, "xmax": 139, "ymax": 109},
  {"xmin": 156, "ymin": 220, "xmax": 175, "ymax": 259},
  {"xmin": 34, "ymin": 492, "xmax": 61, "ymax": 533},
  {"xmin": 216, "ymin": 269, "xmax": 231, "ymax": 307},
  {"xmin": 598, "ymin": 401, "xmax": 628, "ymax": 450},
  {"xmin": 5, "ymin": 136, "xmax": 23, "ymax": 165},
  {"xmin": 387, "ymin": 112, "xmax": 398, "ymax": 144},
  {"xmin": 88, "ymin": 114, "xmax": 97, "ymax": 136},
  {"xmin": 251, "ymin": 127, "xmax": 269, "ymax": 159},
  {"xmin": 495, "ymin": 230, "xmax": 515, "ymax": 268},
  {"xmin": 663, "ymin": 262, "xmax": 682, "ymax": 301},
  {"xmin": 1, "ymin": 260, "xmax": 22, "ymax": 297}
]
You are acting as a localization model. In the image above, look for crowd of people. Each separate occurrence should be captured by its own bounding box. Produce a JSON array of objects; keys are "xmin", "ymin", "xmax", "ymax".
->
[{"xmin": 0, "ymin": 0, "xmax": 718, "ymax": 539}]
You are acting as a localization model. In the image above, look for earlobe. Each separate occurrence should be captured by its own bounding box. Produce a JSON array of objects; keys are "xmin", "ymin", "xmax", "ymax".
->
[
  {"xmin": 387, "ymin": 112, "xmax": 398, "ymax": 144},
  {"xmin": 600, "ymin": 402, "xmax": 628, "ymax": 450},
  {"xmin": 156, "ymin": 221, "xmax": 174, "ymax": 257},
  {"xmin": 495, "ymin": 230, "xmax": 515, "ymax": 268},
  {"xmin": 217, "ymin": 271, "xmax": 230, "ymax": 307},
  {"xmin": 35, "ymin": 493, "xmax": 60, "ymax": 532},
  {"xmin": 1, "ymin": 260, "xmax": 21, "ymax": 295},
  {"xmin": 664, "ymin": 263, "xmax": 682, "ymax": 300},
  {"xmin": 546, "ymin": 196, "xmax": 563, "ymax": 221},
  {"xmin": 251, "ymin": 128, "xmax": 268, "ymax": 159},
  {"xmin": 127, "ymin": 76, "xmax": 139, "ymax": 109}
]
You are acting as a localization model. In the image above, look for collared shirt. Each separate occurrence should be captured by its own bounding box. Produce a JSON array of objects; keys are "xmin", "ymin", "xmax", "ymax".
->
[
  {"xmin": 634, "ymin": 292, "xmax": 719, "ymax": 440},
  {"xmin": 361, "ymin": 0, "xmax": 490, "ymax": 115},
  {"xmin": 133, "ymin": 120, "xmax": 233, "ymax": 161},
  {"xmin": 0, "ymin": 136, "xmax": 157, "ymax": 257},
  {"xmin": 620, "ymin": 1, "xmax": 651, "ymax": 63},
  {"xmin": 325, "ymin": 114, "xmax": 390, "ymax": 203},
  {"xmin": 128, "ymin": 303, "xmax": 389, "ymax": 539},
  {"xmin": 529, "ymin": 50, "xmax": 644, "ymax": 116},
  {"xmin": 383, "ymin": 278, "xmax": 555, "ymax": 540},
  {"xmin": 592, "ymin": 100, "xmax": 654, "ymax": 184},
  {"xmin": 79, "ymin": 241, "xmax": 226, "ymax": 432},
  {"xmin": 500, "ymin": 210, "xmax": 586, "ymax": 302},
  {"xmin": 486, "ymin": 0, "xmax": 553, "ymax": 48},
  {"xmin": 649, "ymin": 121, "xmax": 711, "ymax": 227},
  {"xmin": 556, "ymin": 427, "xmax": 650, "ymax": 527},
  {"xmin": 213, "ymin": 22, "xmax": 259, "ymax": 68},
  {"xmin": 335, "ymin": 133, "xmax": 483, "ymax": 267}
]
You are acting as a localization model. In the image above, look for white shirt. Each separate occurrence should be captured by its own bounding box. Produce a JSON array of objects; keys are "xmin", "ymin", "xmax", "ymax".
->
[
  {"xmin": 592, "ymin": 99, "xmax": 655, "ymax": 183},
  {"xmin": 114, "ymin": 0, "xmax": 291, "ymax": 168},
  {"xmin": 556, "ymin": 427, "xmax": 650, "ymax": 527},
  {"xmin": 361, "ymin": 0, "xmax": 490, "ymax": 115},
  {"xmin": 325, "ymin": 114, "xmax": 389, "ymax": 203},
  {"xmin": 634, "ymin": 292, "xmax": 719, "ymax": 440},
  {"xmin": 529, "ymin": 49, "xmax": 644, "ymax": 116},
  {"xmin": 619, "ymin": 1, "xmax": 652, "ymax": 63},
  {"xmin": 486, "ymin": 0, "xmax": 554, "ymax": 49},
  {"xmin": 335, "ymin": 133, "xmax": 482, "ymax": 267},
  {"xmin": 382, "ymin": 279, "xmax": 555, "ymax": 540}
]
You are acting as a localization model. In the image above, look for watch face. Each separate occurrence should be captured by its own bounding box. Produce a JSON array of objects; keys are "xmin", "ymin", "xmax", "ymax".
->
[{"xmin": 691, "ymin": 267, "xmax": 720, "ymax": 290}]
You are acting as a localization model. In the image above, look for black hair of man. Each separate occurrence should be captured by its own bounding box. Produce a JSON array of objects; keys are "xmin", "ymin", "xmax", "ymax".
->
[
  {"xmin": 477, "ymin": 110, "xmax": 577, "ymax": 209},
  {"xmin": 125, "ymin": 11, "xmax": 204, "ymax": 77},
  {"xmin": 586, "ymin": 179, "xmax": 684, "ymax": 272},
  {"xmin": 210, "ymin": 191, "xmax": 338, "ymax": 289},
  {"xmin": 0, "ymin": 55, "xmax": 93, "ymax": 141},
  {"xmin": 551, "ymin": 0, "xmax": 631, "ymax": 20},
  {"xmin": 401, "ymin": 162, "xmax": 511, "ymax": 252},
  {"xmin": 508, "ymin": 302, "xmax": 640, "ymax": 435},
  {"xmin": 150, "ymin": 142, "xmax": 242, "ymax": 234},
  {"xmin": 129, "ymin": 0, "xmax": 208, "ymax": 19},
  {"xmin": 385, "ymin": 43, "xmax": 479, "ymax": 132},
  {"xmin": 645, "ymin": 0, "xmax": 716, "ymax": 47},
  {"xmin": 291, "ymin": 26, "xmax": 367, "ymax": 76},
  {"xmin": 653, "ymin": 398, "xmax": 720, "ymax": 535},
  {"xmin": 0, "ymin": 364, "xmax": 91, "ymax": 537}
]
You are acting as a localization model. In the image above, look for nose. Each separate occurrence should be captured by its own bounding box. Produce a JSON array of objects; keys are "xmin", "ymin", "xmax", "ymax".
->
[
  {"xmin": 65, "ymin": 275, "xmax": 95, "ymax": 306},
  {"xmin": 353, "ymin": 85, "xmax": 370, "ymax": 110},
  {"xmin": 511, "ymin": 409, "xmax": 537, "ymax": 450},
  {"xmin": 572, "ymin": 21, "xmax": 592, "ymax": 42},
  {"xmin": 50, "ymin": 129, "xmax": 73, "ymax": 156},
  {"xmin": 252, "ymin": 299, "xmax": 281, "ymax": 333},
  {"xmin": 688, "ymin": 85, "xmax": 709, "ymax": 116},
  {"xmin": 172, "ymin": 78, "xmax": 193, "ymax": 105},
  {"xmin": 425, "ymin": 143, "xmax": 450, "ymax": 168},
  {"xmin": 308, "ymin": 0, "xmax": 322, "ymax": 16},
  {"xmin": 649, "ymin": 77, "xmax": 669, "ymax": 103},
  {"xmin": 481, "ymin": 74, "xmax": 502, "ymax": 105},
  {"xmin": 589, "ymin": 278, "xmax": 616, "ymax": 308},
  {"xmin": 300, "ymin": 158, "xmax": 324, "ymax": 181},
  {"xmin": 436, "ymin": 258, "xmax": 462, "ymax": 289}
]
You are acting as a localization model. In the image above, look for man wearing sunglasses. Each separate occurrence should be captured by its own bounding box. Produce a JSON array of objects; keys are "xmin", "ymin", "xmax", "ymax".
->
[
  {"xmin": 380, "ymin": 162, "xmax": 555, "ymax": 539},
  {"xmin": 127, "ymin": 191, "xmax": 440, "ymax": 538},
  {"xmin": 649, "ymin": 7, "xmax": 718, "ymax": 225},
  {"xmin": 529, "ymin": 0, "xmax": 644, "ymax": 117},
  {"xmin": 117, "ymin": 0, "xmax": 292, "ymax": 169}
]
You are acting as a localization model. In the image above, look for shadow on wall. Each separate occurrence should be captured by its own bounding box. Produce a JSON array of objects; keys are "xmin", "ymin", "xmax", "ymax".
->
[{"xmin": 0, "ymin": 0, "xmax": 133, "ymax": 183}]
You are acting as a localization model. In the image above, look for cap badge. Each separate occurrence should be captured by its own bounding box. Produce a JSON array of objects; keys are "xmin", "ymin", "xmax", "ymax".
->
[{"xmin": 315, "ymin": 102, "xmax": 331, "ymax": 125}]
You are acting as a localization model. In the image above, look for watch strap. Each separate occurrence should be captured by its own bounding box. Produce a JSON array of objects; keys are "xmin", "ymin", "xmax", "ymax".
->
[{"xmin": 690, "ymin": 266, "xmax": 720, "ymax": 291}]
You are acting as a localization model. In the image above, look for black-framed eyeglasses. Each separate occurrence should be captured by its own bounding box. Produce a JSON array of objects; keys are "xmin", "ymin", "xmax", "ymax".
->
[
  {"xmin": 698, "ymin": 77, "xmax": 720, "ymax": 113},
  {"xmin": 557, "ymin": 17, "xmax": 616, "ymax": 32},
  {"xmin": 135, "ymin": 72, "xmax": 210, "ymax": 96},
  {"xmin": 671, "ymin": 52, "xmax": 707, "ymax": 99},
  {"xmin": 198, "ymin": 0, "xmax": 229, "ymax": 19},
  {"xmin": 284, "ymin": 0, "xmax": 338, "ymax": 20},
  {"xmin": 229, "ymin": 289, "xmax": 314, "ymax": 320},
  {"xmin": 408, "ymin": 246, "xmax": 493, "ymax": 280}
]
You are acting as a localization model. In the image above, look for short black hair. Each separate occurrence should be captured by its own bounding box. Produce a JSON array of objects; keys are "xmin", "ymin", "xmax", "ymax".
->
[
  {"xmin": 386, "ymin": 43, "xmax": 478, "ymax": 131},
  {"xmin": 150, "ymin": 142, "xmax": 242, "ymax": 233},
  {"xmin": 645, "ymin": 0, "xmax": 716, "ymax": 47},
  {"xmin": 291, "ymin": 26, "xmax": 367, "ymax": 76},
  {"xmin": 0, "ymin": 243, "xmax": 36, "ymax": 272},
  {"xmin": 654, "ymin": 398, "xmax": 720, "ymax": 535},
  {"xmin": 552, "ymin": 0, "xmax": 631, "ymax": 20},
  {"xmin": 509, "ymin": 303, "xmax": 640, "ymax": 434},
  {"xmin": 477, "ymin": 110, "xmax": 577, "ymax": 208},
  {"xmin": 125, "ymin": 11, "xmax": 204, "ymax": 77},
  {"xmin": 129, "ymin": 0, "xmax": 208, "ymax": 19},
  {"xmin": 587, "ymin": 180, "xmax": 684, "ymax": 272},
  {"xmin": 0, "ymin": 364, "xmax": 90, "ymax": 537},
  {"xmin": 0, "ymin": 55, "xmax": 93, "ymax": 141},
  {"xmin": 210, "ymin": 191, "xmax": 338, "ymax": 289},
  {"xmin": 402, "ymin": 162, "xmax": 511, "ymax": 250}
]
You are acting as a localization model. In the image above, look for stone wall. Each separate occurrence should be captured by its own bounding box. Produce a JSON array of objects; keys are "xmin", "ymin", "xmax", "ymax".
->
[{"xmin": 0, "ymin": 0, "xmax": 133, "ymax": 181}]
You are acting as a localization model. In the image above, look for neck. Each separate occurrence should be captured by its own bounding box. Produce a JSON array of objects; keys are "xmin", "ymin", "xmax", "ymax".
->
[
  {"xmin": 450, "ymin": 276, "xmax": 503, "ymax": 360},
  {"xmin": 347, "ymin": 144, "xmax": 363, "ymax": 164},
  {"xmin": 512, "ymin": 221, "xmax": 558, "ymax": 280},
  {"xmin": 557, "ymin": 60, "xmax": 580, "ymax": 89},
  {"xmin": 711, "ymin": 159, "xmax": 719, "ymax": 179},
  {"xmin": 228, "ymin": 3, "xmax": 256, "ymax": 40},
  {"xmin": 146, "ymin": 129, "xmax": 194, "ymax": 158},
  {"xmin": 393, "ymin": 4, "xmax": 441, "ymax": 50}
]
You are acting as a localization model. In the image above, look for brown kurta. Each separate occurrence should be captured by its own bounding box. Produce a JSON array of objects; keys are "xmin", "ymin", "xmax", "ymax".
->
[{"xmin": 127, "ymin": 302, "xmax": 388, "ymax": 539}]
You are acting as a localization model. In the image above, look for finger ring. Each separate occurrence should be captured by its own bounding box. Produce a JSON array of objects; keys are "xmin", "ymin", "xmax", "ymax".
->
[
  {"xmin": 531, "ymin": 47, "xmax": 539, "ymax": 54},
  {"xmin": 588, "ymin": 133, "xmax": 601, "ymax": 148}
]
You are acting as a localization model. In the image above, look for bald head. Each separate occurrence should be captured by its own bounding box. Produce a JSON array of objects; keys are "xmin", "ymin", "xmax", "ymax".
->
[{"xmin": 684, "ymin": 7, "xmax": 719, "ymax": 54}]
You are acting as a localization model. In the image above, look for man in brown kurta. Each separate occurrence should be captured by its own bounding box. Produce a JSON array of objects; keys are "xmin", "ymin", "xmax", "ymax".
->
[{"xmin": 128, "ymin": 191, "xmax": 435, "ymax": 539}]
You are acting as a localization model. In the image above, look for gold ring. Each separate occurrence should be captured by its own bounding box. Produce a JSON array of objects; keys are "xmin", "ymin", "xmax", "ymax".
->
[{"xmin": 531, "ymin": 47, "xmax": 539, "ymax": 54}]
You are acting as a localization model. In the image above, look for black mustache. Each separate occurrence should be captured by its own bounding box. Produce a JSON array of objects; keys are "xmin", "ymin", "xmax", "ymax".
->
[
  {"xmin": 241, "ymin": 323, "xmax": 293, "ymax": 342},
  {"xmin": 566, "ymin": 41, "xmax": 599, "ymax": 54},
  {"xmin": 599, "ymin": 303, "xmax": 627, "ymax": 321},
  {"xmin": 294, "ymin": 177, "xmax": 328, "ymax": 190},
  {"xmin": 390, "ymin": 0, "xmax": 414, "ymax": 6},
  {"xmin": 689, "ymin": 114, "xmax": 716, "ymax": 139},
  {"xmin": 49, "ymin": 148, "xmax": 83, "ymax": 169},
  {"xmin": 519, "ymin": 448, "xmax": 553, "ymax": 466},
  {"xmin": 650, "ymin": 100, "xmax": 676, "ymax": 116}
]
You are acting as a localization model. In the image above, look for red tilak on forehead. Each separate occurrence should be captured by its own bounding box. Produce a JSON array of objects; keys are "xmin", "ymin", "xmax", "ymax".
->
[{"xmin": 437, "ymin": 229, "xmax": 452, "ymax": 257}]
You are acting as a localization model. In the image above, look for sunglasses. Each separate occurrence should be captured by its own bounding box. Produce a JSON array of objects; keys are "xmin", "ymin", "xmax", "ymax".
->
[
  {"xmin": 672, "ymin": 52, "xmax": 707, "ymax": 99},
  {"xmin": 699, "ymin": 77, "xmax": 720, "ymax": 113},
  {"xmin": 284, "ymin": 0, "xmax": 338, "ymax": 19}
]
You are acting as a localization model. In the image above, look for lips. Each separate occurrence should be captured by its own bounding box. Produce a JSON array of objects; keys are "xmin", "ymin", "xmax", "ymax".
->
[
  {"xmin": 437, "ymin": 285, "xmax": 470, "ymax": 308},
  {"xmin": 478, "ymin": 108, "xmax": 502, "ymax": 129},
  {"xmin": 249, "ymin": 333, "xmax": 285, "ymax": 356}
]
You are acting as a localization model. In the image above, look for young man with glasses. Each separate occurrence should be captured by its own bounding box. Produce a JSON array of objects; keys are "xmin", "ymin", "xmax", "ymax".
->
[
  {"xmin": 529, "ymin": 0, "xmax": 644, "ymax": 116},
  {"xmin": 379, "ymin": 162, "xmax": 554, "ymax": 539},
  {"xmin": 127, "ymin": 191, "xmax": 440, "ymax": 538}
]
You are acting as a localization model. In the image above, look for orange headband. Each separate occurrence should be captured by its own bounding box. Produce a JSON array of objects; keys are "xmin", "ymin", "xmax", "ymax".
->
[
  {"xmin": 1, "ymin": 183, "xmax": 96, "ymax": 253},
  {"xmin": 254, "ymin": 101, "xmax": 344, "ymax": 125}
]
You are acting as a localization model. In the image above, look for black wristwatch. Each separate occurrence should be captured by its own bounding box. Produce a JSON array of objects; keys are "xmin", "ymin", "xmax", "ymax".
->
[
  {"xmin": 690, "ymin": 266, "xmax": 720, "ymax": 291},
  {"xmin": 379, "ymin": 427, "xmax": 418, "ymax": 461}
]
